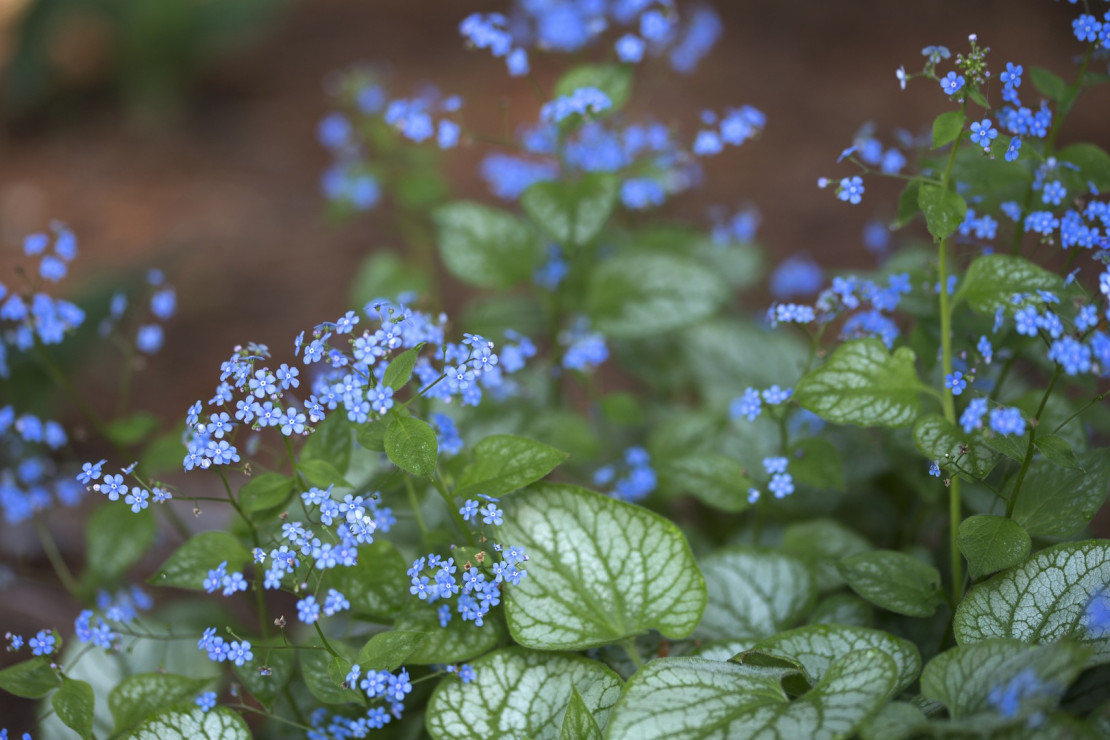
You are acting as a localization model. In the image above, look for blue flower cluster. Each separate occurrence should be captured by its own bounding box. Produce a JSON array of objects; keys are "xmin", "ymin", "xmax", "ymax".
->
[
  {"xmin": 767, "ymin": 272, "xmax": 911, "ymax": 349},
  {"xmin": 266, "ymin": 489, "xmax": 394, "ymax": 594},
  {"xmin": 592, "ymin": 446, "xmax": 656, "ymax": 502},
  {"xmin": 460, "ymin": 2, "xmax": 722, "ymax": 76},
  {"xmin": 1, "ymin": 224, "xmax": 85, "ymax": 377},
  {"xmin": 97, "ymin": 269, "xmax": 177, "ymax": 356},
  {"xmin": 729, "ymin": 385, "xmax": 792, "ymax": 423},
  {"xmin": 408, "ymin": 537, "xmax": 528, "ymax": 629},
  {"xmin": 197, "ymin": 627, "xmax": 253, "ymax": 666},
  {"xmin": 6, "ymin": 629, "xmax": 56, "ymax": 657},
  {"xmin": 747, "ymin": 455, "xmax": 795, "ymax": 504},
  {"xmin": 1, "ymin": 407, "xmax": 84, "ymax": 524},
  {"xmin": 72, "ymin": 586, "xmax": 153, "ymax": 652},
  {"xmin": 78, "ymin": 458, "xmax": 172, "ymax": 513},
  {"xmin": 561, "ymin": 318, "xmax": 609, "ymax": 372}
]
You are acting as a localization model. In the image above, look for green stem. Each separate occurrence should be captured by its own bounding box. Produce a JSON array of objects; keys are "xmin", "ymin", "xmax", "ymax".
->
[
  {"xmin": 313, "ymin": 622, "xmax": 340, "ymax": 658},
  {"xmin": 35, "ymin": 520, "xmax": 83, "ymax": 600},
  {"xmin": 431, "ymin": 472, "xmax": 476, "ymax": 546},
  {"xmin": 622, "ymin": 639, "xmax": 645, "ymax": 670},
  {"xmin": 1006, "ymin": 367, "xmax": 1061, "ymax": 517},
  {"xmin": 1051, "ymin": 388, "xmax": 1106, "ymax": 435},
  {"xmin": 937, "ymin": 103, "xmax": 965, "ymax": 603},
  {"xmin": 216, "ymin": 469, "xmax": 269, "ymax": 639},
  {"xmin": 404, "ymin": 475, "xmax": 429, "ymax": 538}
]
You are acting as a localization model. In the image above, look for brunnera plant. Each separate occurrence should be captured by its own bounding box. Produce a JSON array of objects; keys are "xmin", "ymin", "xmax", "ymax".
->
[{"xmin": 3, "ymin": 2, "xmax": 1110, "ymax": 738}]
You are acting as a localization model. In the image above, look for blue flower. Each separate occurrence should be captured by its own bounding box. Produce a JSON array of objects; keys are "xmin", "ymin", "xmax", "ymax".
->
[
  {"xmin": 616, "ymin": 34, "xmax": 645, "ymax": 63},
  {"xmin": 837, "ymin": 176, "xmax": 864, "ymax": 205},
  {"xmin": 928, "ymin": 460, "xmax": 941, "ymax": 477},
  {"xmin": 944, "ymin": 371, "xmax": 968, "ymax": 395},
  {"xmin": 730, "ymin": 387, "xmax": 762, "ymax": 422},
  {"xmin": 195, "ymin": 691, "xmax": 217, "ymax": 713},
  {"xmin": 1041, "ymin": 180, "xmax": 1066, "ymax": 206},
  {"xmin": 1005, "ymin": 137, "xmax": 1022, "ymax": 163},
  {"xmin": 940, "ymin": 71, "xmax": 965, "ymax": 96},
  {"xmin": 480, "ymin": 503, "xmax": 504, "ymax": 526},
  {"xmin": 29, "ymin": 630, "xmax": 55, "ymax": 656},
  {"xmin": 297, "ymin": 596, "xmax": 321, "ymax": 624},
  {"xmin": 989, "ymin": 407, "xmax": 1025, "ymax": 436},
  {"xmin": 969, "ymin": 119, "xmax": 998, "ymax": 150}
]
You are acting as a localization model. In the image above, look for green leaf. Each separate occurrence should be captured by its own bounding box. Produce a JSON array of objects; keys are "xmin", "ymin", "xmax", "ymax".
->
[
  {"xmin": 932, "ymin": 110, "xmax": 965, "ymax": 149},
  {"xmin": 749, "ymin": 624, "xmax": 922, "ymax": 696},
  {"xmin": 894, "ymin": 179, "xmax": 922, "ymax": 229},
  {"xmin": 395, "ymin": 604, "xmax": 506, "ymax": 665},
  {"xmin": 921, "ymin": 639, "xmax": 1090, "ymax": 721},
  {"xmin": 787, "ymin": 437, "xmax": 846, "ymax": 491},
  {"xmin": 348, "ymin": 250, "xmax": 431, "ymax": 310},
  {"xmin": 0, "ymin": 656, "xmax": 60, "ymax": 698},
  {"xmin": 521, "ymin": 174, "xmax": 618, "ymax": 247},
  {"xmin": 562, "ymin": 686, "xmax": 603, "ymax": 740},
  {"xmin": 586, "ymin": 252, "xmax": 727, "ymax": 339},
  {"xmin": 382, "ymin": 345, "xmax": 424, "ymax": 391},
  {"xmin": 605, "ymin": 652, "xmax": 898, "ymax": 740},
  {"xmin": 1030, "ymin": 65, "xmax": 1068, "ymax": 101},
  {"xmin": 954, "ymin": 254, "xmax": 1062, "ymax": 313},
  {"xmin": 150, "ymin": 532, "xmax": 250, "ymax": 590},
  {"xmin": 807, "ymin": 594, "xmax": 874, "ymax": 627},
  {"xmin": 52, "ymin": 678, "xmax": 93, "ymax": 740},
  {"xmin": 323, "ymin": 540, "xmax": 408, "ymax": 619},
  {"xmin": 782, "ymin": 519, "xmax": 872, "ymax": 592},
  {"xmin": 128, "ymin": 706, "xmax": 251, "ymax": 739},
  {"xmin": 1012, "ymin": 450, "xmax": 1110, "ymax": 538},
  {"xmin": 838, "ymin": 550, "xmax": 942, "ymax": 617},
  {"xmin": 300, "ymin": 411, "xmax": 353, "ymax": 474},
  {"xmin": 454, "ymin": 435, "xmax": 568, "ymax": 499},
  {"xmin": 859, "ymin": 702, "xmax": 926, "ymax": 740},
  {"xmin": 232, "ymin": 645, "xmax": 295, "ymax": 706},
  {"xmin": 655, "ymin": 453, "xmax": 753, "ymax": 512},
  {"xmin": 957, "ymin": 515, "xmax": 1032, "ymax": 580},
  {"xmin": 426, "ymin": 647, "xmax": 622, "ymax": 740},
  {"xmin": 355, "ymin": 415, "xmax": 391, "ymax": 452},
  {"xmin": 109, "ymin": 673, "xmax": 212, "ymax": 735},
  {"xmin": 1058, "ymin": 142, "xmax": 1110, "ymax": 191},
  {"xmin": 918, "ymin": 184, "xmax": 967, "ymax": 240},
  {"xmin": 913, "ymin": 414, "xmax": 999, "ymax": 480},
  {"xmin": 357, "ymin": 631, "xmax": 427, "ymax": 672},
  {"xmin": 554, "ymin": 63, "xmax": 632, "ymax": 112},
  {"xmin": 605, "ymin": 658, "xmax": 784, "ymax": 739},
  {"xmin": 434, "ymin": 202, "xmax": 539, "ymax": 288},
  {"xmin": 1034, "ymin": 434, "xmax": 1083, "ymax": 470},
  {"xmin": 105, "ymin": 411, "xmax": 160, "ymax": 448},
  {"xmin": 237, "ymin": 473, "xmax": 294, "ymax": 514},
  {"xmin": 296, "ymin": 458, "xmax": 352, "ymax": 489},
  {"xmin": 695, "ymin": 547, "xmax": 815, "ymax": 641},
  {"xmin": 85, "ymin": 504, "xmax": 155, "ymax": 584},
  {"xmin": 795, "ymin": 339, "xmax": 924, "ymax": 428},
  {"xmin": 300, "ymin": 642, "xmax": 360, "ymax": 706},
  {"xmin": 500, "ymin": 483, "xmax": 706, "ymax": 650},
  {"xmin": 384, "ymin": 416, "xmax": 438, "ymax": 478},
  {"xmin": 954, "ymin": 540, "xmax": 1110, "ymax": 664}
]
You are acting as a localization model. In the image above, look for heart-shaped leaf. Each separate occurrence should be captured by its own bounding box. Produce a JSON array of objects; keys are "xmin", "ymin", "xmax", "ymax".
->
[
  {"xmin": 694, "ymin": 547, "xmax": 816, "ymax": 642},
  {"xmin": 129, "ymin": 706, "xmax": 251, "ymax": 739},
  {"xmin": 956, "ymin": 515, "xmax": 1031, "ymax": 580},
  {"xmin": 426, "ymin": 647, "xmax": 622, "ymax": 740},
  {"xmin": 795, "ymin": 339, "xmax": 924, "ymax": 428},
  {"xmin": 954, "ymin": 539, "xmax": 1110, "ymax": 664},
  {"xmin": 748, "ymin": 624, "xmax": 922, "ymax": 696},
  {"xmin": 500, "ymin": 483, "xmax": 706, "ymax": 650},
  {"xmin": 838, "ymin": 550, "xmax": 943, "ymax": 618}
]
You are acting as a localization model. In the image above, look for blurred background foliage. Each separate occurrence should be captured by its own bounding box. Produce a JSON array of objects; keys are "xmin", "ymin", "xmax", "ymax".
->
[{"xmin": 0, "ymin": 0, "xmax": 285, "ymax": 120}]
